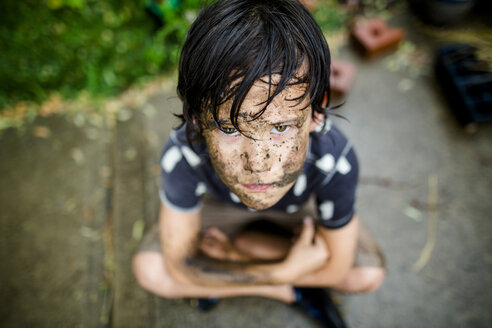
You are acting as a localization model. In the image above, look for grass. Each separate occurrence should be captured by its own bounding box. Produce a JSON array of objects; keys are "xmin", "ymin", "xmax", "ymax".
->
[
  {"xmin": 0, "ymin": 0, "xmax": 203, "ymax": 112},
  {"xmin": 0, "ymin": 0, "xmax": 351, "ymax": 129}
]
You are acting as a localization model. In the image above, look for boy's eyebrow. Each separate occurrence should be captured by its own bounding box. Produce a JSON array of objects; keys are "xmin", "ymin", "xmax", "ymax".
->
[
  {"xmin": 217, "ymin": 116, "xmax": 303, "ymax": 126},
  {"xmin": 216, "ymin": 118, "xmax": 232, "ymax": 126},
  {"xmin": 269, "ymin": 117, "xmax": 302, "ymax": 125}
]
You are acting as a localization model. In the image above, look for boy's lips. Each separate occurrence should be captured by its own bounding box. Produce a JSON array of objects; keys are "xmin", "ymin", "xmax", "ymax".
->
[{"xmin": 241, "ymin": 184, "xmax": 274, "ymax": 191}]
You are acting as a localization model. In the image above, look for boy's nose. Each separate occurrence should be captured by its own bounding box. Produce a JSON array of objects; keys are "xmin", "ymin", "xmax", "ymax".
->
[{"xmin": 242, "ymin": 139, "xmax": 272, "ymax": 173}]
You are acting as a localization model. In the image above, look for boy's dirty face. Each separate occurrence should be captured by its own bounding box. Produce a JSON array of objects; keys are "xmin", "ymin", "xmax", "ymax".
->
[{"xmin": 201, "ymin": 79, "xmax": 316, "ymax": 210}]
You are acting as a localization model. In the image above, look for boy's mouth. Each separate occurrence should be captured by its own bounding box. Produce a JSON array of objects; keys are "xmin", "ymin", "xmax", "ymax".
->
[{"xmin": 241, "ymin": 184, "xmax": 274, "ymax": 191}]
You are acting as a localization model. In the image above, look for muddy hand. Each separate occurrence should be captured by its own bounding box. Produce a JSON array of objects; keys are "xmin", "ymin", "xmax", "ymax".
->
[{"xmin": 282, "ymin": 217, "xmax": 329, "ymax": 280}]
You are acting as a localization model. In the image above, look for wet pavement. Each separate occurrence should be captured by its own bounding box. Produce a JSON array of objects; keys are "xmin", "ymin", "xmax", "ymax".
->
[{"xmin": 1, "ymin": 9, "xmax": 491, "ymax": 328}]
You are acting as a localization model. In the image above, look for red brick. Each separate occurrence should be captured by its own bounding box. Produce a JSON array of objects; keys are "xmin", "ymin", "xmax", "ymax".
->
[{"xmin": 351, "ymin": 18, "xmax": 404, "ymax": 58}]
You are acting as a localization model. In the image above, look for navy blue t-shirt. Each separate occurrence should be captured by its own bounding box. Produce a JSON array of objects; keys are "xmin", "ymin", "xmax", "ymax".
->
[{"xmin": 159, "ymin": 120, "xmax": 359, "ymax": 229}]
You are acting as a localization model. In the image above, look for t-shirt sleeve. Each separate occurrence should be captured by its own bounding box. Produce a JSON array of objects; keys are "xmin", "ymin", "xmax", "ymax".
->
[
  {"xmin": 315, "ymin": 146, "xmax": 359, "ymax": 229},
  {"xmin": 159, "ymin": 139, "xmax": 205, "ymax": 212}
]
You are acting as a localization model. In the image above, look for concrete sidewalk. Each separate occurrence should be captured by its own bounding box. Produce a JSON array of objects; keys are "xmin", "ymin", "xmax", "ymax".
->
[
  {"xmin": 1, "ymin": 10, "xmax": 491, "ymax": 328},
  {"xmin": 0, "ymin": 114, "xmax": 111, "ymax": 327}
]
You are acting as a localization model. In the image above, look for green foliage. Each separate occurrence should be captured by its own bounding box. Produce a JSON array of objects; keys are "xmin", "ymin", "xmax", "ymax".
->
[
  {"xmin": 312, "ymin": 1, "xmax": 349, "ymax": 33},
  {"xmin": 0, "ymin": 0, "xmax": 206, "ymax": 110},
  {"xmin": 0, "ymin": 0, "xmax": 350, "ymax": 112}
]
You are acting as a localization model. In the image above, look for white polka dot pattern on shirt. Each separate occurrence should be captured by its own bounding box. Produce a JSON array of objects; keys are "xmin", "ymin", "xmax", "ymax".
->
[
  {"xmin": 230, "ymin": 192, "xmax": 240, "ymax": 203},
  {"xmin": 293, "ymin": 174, "xmax": 307, "ymax": 196},
  {"xmin": 315, "ymin": 154, "xmax": 335, "ymax": 172},
  {"xmin": 161, "ymin": 146, "xmax": 182, "ymax": 173},
  {"xmin": 195, "ymin": 182, "xmax": 207, "ymax": 196},
  {"xmin": 319, "ymin": 201, "xmax": 335, "ymax": 220},
  {"xmin": 336, "ymin": 156, "xmax": 351, "ymax": 175},
  {"xmin": 181, "ymin": 146, "xmax": 201, "ymax": 167},
  {"xmin": 286, "ymin": 205, "xmax": 299, "ymax": 214}
]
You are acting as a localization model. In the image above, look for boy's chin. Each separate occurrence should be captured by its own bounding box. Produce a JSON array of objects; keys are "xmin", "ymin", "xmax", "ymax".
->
[
  {"xmin": 237, "ymin": 192, "xmax": 284, "ymax": 211},
  {"xmin": 231, "ymin": 182, "xmax": 295, "ymax": 210},
  {"xmin": 243, "ymin": 201, "xmax": 274, "ymax": 211}
]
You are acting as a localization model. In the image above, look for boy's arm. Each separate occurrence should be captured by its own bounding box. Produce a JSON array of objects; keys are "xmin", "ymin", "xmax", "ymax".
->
[
  {"xmin": 160, "ymin": 203, "xmax": 328, "ymax": 287},
  {"xmin": 294, "ymin": 214, "xmax": 359, "ymax": 286}
]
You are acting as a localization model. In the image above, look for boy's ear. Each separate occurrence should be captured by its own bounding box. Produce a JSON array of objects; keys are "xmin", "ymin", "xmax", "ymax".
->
[
  {"xmin": 192, "ymin": 116, "xmax": 202, "ymax": 130},
  {"xmin": 321, "ymin": 92, "xmax": 329, "ymax": 108}
]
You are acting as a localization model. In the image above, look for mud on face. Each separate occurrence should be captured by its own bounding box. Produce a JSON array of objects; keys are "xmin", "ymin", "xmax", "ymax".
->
[{"xmin": 201, "ymin": 78, "xmax": 316, "ymax": 210}]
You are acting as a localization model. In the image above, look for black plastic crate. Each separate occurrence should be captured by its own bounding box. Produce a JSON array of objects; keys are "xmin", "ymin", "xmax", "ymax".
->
[{"xmin": 435, "ymin": 43, "xmax": 492, "ymax": 125}]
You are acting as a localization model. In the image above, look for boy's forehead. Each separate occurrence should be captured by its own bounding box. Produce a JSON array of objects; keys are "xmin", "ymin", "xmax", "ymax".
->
[{"xmin": 216, "ymin": 78, "xmax": 310, "ymax": 123}]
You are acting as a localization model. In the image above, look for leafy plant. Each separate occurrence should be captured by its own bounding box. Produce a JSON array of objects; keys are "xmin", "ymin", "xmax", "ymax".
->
[
  {"xmin": 0, "ymin": 0, "xmax": 354, "ymax": 114},
  {"xmin": 0, "ymin": 0, "xmax": 206, "ymax": 112},
  {"xmin": 312, "ymin": 0, "xmax": 349, "ymax": 33}
]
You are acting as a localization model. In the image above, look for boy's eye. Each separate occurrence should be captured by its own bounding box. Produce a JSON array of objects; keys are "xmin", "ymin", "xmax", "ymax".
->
[
  {"xmin": 221, "ymin": 127, "xmax": 239, "ymax": 135},
  {"xmin": 272, "ymin": 125, "xmax": 290, "ymax": 134}
]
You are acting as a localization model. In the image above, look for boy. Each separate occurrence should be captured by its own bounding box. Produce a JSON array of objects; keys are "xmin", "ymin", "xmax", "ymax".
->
[{"xmin": 133, "ymin": 0, "xmax": 385, "ymax": 326}]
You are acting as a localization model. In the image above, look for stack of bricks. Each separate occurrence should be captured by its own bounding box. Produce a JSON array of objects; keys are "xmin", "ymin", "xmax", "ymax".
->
[{"xmin": 350, "ymin": 18, "xmax": 404, "ymax": 58}]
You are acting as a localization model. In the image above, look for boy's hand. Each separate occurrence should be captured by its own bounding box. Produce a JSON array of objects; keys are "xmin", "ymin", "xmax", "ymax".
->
[
  {"xmin": 198, "ymin": 227, "xmax": 251, "ymax": 262},
  {"xmin": 277, "ymin": 217, "xmax": 329, "ymax": 282}
]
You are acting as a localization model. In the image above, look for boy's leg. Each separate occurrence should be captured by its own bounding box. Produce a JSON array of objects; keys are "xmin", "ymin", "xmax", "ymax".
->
[
  {"xmin": 132, "ymin": 195, "xmax": 298, "ymax": 302},
  {"xmin": 331, "ymin": 223, "xmax": 386, "ymax": 293},
  {"xmin": 133, "ymin": 195, "xmax": 384, "ymax": 298},
  {"xmin": 231, "ymin": 219, "xmax": 294, "ymax": 261},
  {"xmin": 132, "ymin": 225, "xmax": 294, "ymax": 302},
  {"xmin": 232, "ymin": 219, "xmax": 386, "ymax": 294}
]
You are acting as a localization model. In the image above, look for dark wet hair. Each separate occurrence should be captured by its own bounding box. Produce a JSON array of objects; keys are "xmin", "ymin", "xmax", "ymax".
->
[{"xmin": 176, "ymin": 0, "xmax": 331, "ymax": 144}]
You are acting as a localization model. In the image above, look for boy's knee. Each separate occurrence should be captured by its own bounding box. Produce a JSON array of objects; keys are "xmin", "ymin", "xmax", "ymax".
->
[
  {"xmin": 132, "ymin": 252, "xmax": 180, "ymax": 299},
  {"xmin": 334, "ymin": 266, "xmax": 386, "ymax": 294},
  {"xmin": 357, "ymin": 267, "xmax": 386, "ymax": 293}
]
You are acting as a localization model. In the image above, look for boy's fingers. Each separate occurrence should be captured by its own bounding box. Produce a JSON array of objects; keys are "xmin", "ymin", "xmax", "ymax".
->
[
  {"xmin": 313, "ymin": 234, "xmax": 325, "ymax": 247},
  {"xmin": 206, "ymin": 227, "xmax": 229, "ymax": 243},
  {"xmin": 200, "ymin": 236, "xmax": 218, "ymax": 249},
  {"xmin": 313, "ymin": 235, "xmax": 329, "ymax": 259},
  {"xmin": 298, "ymin": 217, "xmax": 314, "ymax": 244}
]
